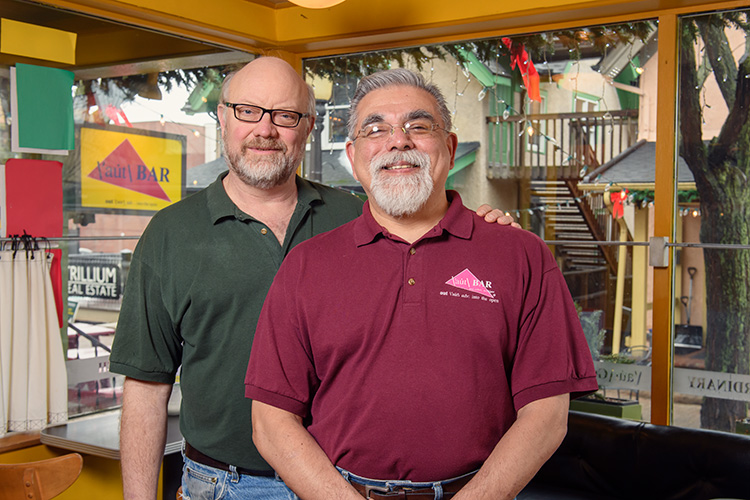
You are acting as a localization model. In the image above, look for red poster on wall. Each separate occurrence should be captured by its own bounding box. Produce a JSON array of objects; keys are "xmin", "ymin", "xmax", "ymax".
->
[{"xmin": 3, "ymin": 159, "xmax": 63, "ymax": 237}]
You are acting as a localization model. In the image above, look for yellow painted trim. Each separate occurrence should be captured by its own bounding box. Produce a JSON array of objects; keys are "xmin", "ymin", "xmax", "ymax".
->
[
  {"xmin": 34, "ymin": 0, "xmax": 274, "ymax": 53},
  {"xmin": 293, "ymin": 0, "xmax": 749, "ymax": 59},
  {"xmin": 603, "ymin": 188, "xmax": 628, "ymax": 355},
  {"xmin": 33, "ymin": 0, "xmax": 750, "ymax": 59},
  {"xmin": 277, "ymin": 0, "xmax": 742, "ymax": 54},
  {"xmin": 651, "ymin": 12, "xmax": 679, "ymax": 426},
  {"xmin": 631, "ymin": 208, "xmax": 649, "ymax": 349},
  {"xmin": 0, "ymin": 19, "xmax": 77, "ymax": 65}
]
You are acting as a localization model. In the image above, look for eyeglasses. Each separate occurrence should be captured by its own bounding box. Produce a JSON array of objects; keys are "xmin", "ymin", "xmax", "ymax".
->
[
  {"xmin": 354, "ymin": 119, "xmax": 445, "ymax": 141},
  {"xmin": 224, "ymin": 103, "xmax": 309, "ymax": 128}
]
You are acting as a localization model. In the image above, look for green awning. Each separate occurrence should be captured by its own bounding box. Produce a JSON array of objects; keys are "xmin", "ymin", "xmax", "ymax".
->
[{"xmin": 446, "ymin": 141, "xmax": 479, "ymax": 189}]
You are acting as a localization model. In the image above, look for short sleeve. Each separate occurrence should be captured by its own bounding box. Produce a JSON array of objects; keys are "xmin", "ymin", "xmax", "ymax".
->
[
  {"xmin": 244, "ymin": 253, "xmax": 319, "ymax": 417},
  {"xmin": 510, "ymin": 241, "xmax": 598, "ymax": 409},
  {"xmin": 109, "ymin": 236, "xmax": 182, "ymax": 384}
]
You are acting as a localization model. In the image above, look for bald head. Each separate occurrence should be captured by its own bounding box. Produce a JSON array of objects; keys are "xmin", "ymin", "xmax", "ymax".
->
[{"xmin": 220, "ymin": 57, "xmax": 315, "ymax": 118}]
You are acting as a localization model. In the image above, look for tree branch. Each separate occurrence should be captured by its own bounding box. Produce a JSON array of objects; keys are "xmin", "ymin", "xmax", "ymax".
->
[
  {"xmin": 712, "ymin": 53, "xmax": 750, "ymax": 167},
  {"xmin": 678, "ymin": 27, "xmax": 710, "ymax": 190},
  {"xmin": 696, "ymin": 15, "xmax": 737, "ymax": 108}
]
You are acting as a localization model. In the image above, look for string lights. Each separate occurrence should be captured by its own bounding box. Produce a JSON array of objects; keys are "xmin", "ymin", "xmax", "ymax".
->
[{"xmin": 304, "ymin": 31, "xmax": 705, "ymax": 219}]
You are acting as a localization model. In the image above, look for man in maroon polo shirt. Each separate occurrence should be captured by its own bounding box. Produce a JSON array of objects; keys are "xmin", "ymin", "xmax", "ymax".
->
[{"xmin": 245, "ymin": 68, "xmax": 598, "ymax": 500}]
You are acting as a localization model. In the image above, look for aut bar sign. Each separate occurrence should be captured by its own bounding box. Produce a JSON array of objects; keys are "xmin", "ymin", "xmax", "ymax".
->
[
  {"xmin": 80, "ymin": 125, "xmax": 185, "ymax": 213},
  {"xmin": 89, "ymin": 139, "xmax": 171, "ymax": 201}
]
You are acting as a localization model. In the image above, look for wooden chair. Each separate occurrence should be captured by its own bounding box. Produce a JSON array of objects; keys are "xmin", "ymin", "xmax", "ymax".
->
[{"xmin": 0, "ymin": 453, "xmax": 83, "ymax": 499}]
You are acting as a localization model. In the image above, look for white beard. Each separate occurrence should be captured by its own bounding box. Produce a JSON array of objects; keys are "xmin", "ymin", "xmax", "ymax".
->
[
  {"xmin": 368, "ymin": 150, "xmax": 433, "ymax": 218},
  {"xmin": 223, "ymin": 133, "xmax": 300, "ymax": 189}
]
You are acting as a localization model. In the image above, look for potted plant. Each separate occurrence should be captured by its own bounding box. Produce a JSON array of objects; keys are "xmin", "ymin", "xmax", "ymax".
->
[
  {"xmin": 569, "ymin": 306, "xmax": 643, "ymax": 420},
  {"xmin": 735, "ymin": 418, "xmax": 750, "ymax": 435}
]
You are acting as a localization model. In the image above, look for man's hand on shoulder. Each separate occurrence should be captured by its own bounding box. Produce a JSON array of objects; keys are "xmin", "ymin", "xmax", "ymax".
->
[{"xmin": 476, "ymin": 204, "xmax": 521, "ymax": 229}]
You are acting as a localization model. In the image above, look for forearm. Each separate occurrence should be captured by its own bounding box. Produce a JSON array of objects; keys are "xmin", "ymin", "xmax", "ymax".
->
[
  {"xmin": 252, "ymin": 401, "xmax": 362, "ymax": 500},
  {"xmin": 120, "ymin": 377, "xmax": 172, "ymax": 500},
  {"xmin": 454, "ymin": 394, "xmax": 569, "ymax": 500}
]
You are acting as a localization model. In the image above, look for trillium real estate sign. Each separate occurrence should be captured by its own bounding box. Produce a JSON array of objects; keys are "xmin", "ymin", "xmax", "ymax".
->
[{"xmin": 68, "ymin": 254, "xmax": 121, "ymax": 300}]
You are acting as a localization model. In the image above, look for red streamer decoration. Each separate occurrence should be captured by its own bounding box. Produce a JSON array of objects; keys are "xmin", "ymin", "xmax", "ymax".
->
[
  {"xmin": 610, "ymin": 189, "xmax": 629, "ymax": 219},
  {"xmin": 502, "ymin": 38, "xmax": 541, "ymax": 103}
]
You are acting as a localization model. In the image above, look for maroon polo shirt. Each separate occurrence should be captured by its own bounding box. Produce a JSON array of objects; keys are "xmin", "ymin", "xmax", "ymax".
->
[{"xmin": 245, "ymin": 192, "xmax": 597, "ymax": 481}]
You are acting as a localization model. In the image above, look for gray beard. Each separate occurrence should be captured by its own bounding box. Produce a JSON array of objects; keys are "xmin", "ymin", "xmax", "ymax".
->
[
  {"xmin": 223, "ymin": 135, "xmax": 300, "ymax": 190},
  {"xmin": 368, "ymin": 150, "xmax": 433, "ymax": 218}
]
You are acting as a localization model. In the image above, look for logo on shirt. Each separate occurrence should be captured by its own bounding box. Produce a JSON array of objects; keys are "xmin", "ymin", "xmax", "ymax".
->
[{"xmin": 445, "ymin": 268, "xmax": 495, "ymax": 298}]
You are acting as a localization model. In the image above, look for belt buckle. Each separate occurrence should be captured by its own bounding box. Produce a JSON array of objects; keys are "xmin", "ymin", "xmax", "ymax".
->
[
  {"xmin": 365, "ymin": 484, "xmax": 391, "ymax": 497},
  {"xmin": 366, "ymin": 484, "xmax": 425, "ymax": 498}
]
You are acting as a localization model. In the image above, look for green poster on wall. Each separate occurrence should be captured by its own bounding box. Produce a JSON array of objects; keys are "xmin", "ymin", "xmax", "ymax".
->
[{"xmin": 11, "ymin": 63, "xmax": 74, "ymax": 153}]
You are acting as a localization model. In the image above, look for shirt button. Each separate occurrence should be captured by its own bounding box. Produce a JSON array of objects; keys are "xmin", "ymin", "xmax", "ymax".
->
[
  {"xmin": 260, "ymin": 228, "xmax": 268, "ymax": 235},
  {"xmin": 408, "ymin": 278, "xmax": 416, "ymax": 286},
  {"xmin": 409, "ymin": 248, "xmax": 416, "ymax": 255}
]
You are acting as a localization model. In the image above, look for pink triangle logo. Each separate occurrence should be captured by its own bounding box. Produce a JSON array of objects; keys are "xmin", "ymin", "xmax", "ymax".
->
[
  {"xmin": 446, "ymin": 268, "xmax": 494, "ymax": 298},
  {"xmin": 88, "ymin": 139, "xmax": 171, "ymax": 201}
]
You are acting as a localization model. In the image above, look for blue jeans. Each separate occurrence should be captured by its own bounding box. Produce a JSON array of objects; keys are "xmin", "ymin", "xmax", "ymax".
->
[{"xmin": 181, "ymin": 455, "xmax": 298, "ymax": 500}]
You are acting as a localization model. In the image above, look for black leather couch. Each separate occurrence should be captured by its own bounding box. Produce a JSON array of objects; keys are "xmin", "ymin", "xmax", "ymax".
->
[{"xmin": 519, "ymin": 410, "xmax": 750, "ymax": 500}]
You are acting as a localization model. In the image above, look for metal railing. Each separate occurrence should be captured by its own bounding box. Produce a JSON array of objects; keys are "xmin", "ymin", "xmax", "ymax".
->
[{"xmin": 487, "ymin": 109, "xmax": 639, "ymax": 180}]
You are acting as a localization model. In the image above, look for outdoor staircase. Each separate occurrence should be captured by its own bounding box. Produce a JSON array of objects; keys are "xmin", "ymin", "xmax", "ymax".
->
[
  {"xmin": 530, "ymin": 179, "xmax": 617, "ymax": 275},
  {"xmin": 486, "ymin": 109, "xmax": 637, "ymax": 279}
]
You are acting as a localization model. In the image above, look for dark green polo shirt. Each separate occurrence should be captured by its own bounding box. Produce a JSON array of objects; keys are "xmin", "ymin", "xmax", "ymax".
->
[{"xmin": 110, "ymin": 172, "xmax": 363, "ymax": 470}]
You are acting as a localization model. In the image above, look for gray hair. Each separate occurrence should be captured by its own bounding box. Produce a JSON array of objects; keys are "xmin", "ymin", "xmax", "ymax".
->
[
  {"xmin": 219, "ymin": 60, "xmax": 316, "ymax": 120},
  {"xmin": 347, "ymin": 68, "xmax": 452, "ymax": 139}
]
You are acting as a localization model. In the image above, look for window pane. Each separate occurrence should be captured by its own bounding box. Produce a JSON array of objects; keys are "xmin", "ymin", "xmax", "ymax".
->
[
  {"xmin": 1, "ymin": 56, "xmax": 247, "ymax": 417},
  {"xmin": 674, "ymin": 8, "xmax": 750, "ymax": 432}
]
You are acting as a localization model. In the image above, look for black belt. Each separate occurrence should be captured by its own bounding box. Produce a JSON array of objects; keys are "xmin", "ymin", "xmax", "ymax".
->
[
  {"xmin": 184, "ymin": 442, "xmax": 275, "ymax": 477},
  {"xmin": 350, "ymin": 472, "xmax": 475, "ymax": 499}
]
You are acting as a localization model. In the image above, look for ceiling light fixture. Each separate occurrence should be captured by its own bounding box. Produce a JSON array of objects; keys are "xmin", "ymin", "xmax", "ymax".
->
[{"xmin": 288, "ymin": 0, "xmax": 346, "ymax": 8}]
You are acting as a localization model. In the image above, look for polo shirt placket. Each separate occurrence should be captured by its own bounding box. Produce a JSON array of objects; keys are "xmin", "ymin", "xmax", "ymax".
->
[{"xmin": 404, "ymin": 243, "xmax": 423, "ymax": 305}]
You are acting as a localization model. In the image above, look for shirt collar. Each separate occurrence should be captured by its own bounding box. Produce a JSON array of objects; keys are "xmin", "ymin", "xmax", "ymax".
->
[
  {"xmin": 207, "ymin": 172, "xmax": 322, "ymax": 225},
  {"xmin": 353, "ymin": 190, "xmax": 473, "ymax": 246}
]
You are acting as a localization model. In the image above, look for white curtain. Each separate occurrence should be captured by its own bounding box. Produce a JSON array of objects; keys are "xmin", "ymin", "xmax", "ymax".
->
[{"xmin": 0, "ymin": 245, "xmax": 68, "ymax": 437}]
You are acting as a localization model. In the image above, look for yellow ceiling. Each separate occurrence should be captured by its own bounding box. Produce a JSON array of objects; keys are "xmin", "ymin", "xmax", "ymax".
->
[
  {"xmin": 4, "ymin": 0, "xmax": 744, "ymax": 73},
  {"xmin": 0, "ymin": 0, "xmax": 240, "ymax": 75}
]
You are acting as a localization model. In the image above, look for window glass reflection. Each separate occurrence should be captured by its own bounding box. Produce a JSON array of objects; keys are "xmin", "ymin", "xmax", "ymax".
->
[{"xmin": 674, "ymin": 8, "xmax": 750, "ymax": 432}]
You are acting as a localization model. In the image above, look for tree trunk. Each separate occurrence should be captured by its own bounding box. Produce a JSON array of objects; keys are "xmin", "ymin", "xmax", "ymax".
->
[
  {"xmin": 699, "ymin": 201, "xmax": 750, "ymax": 431},
  {"xmin": 679, "ymin": 17, "xmax": 750, "ymax": 431}
]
